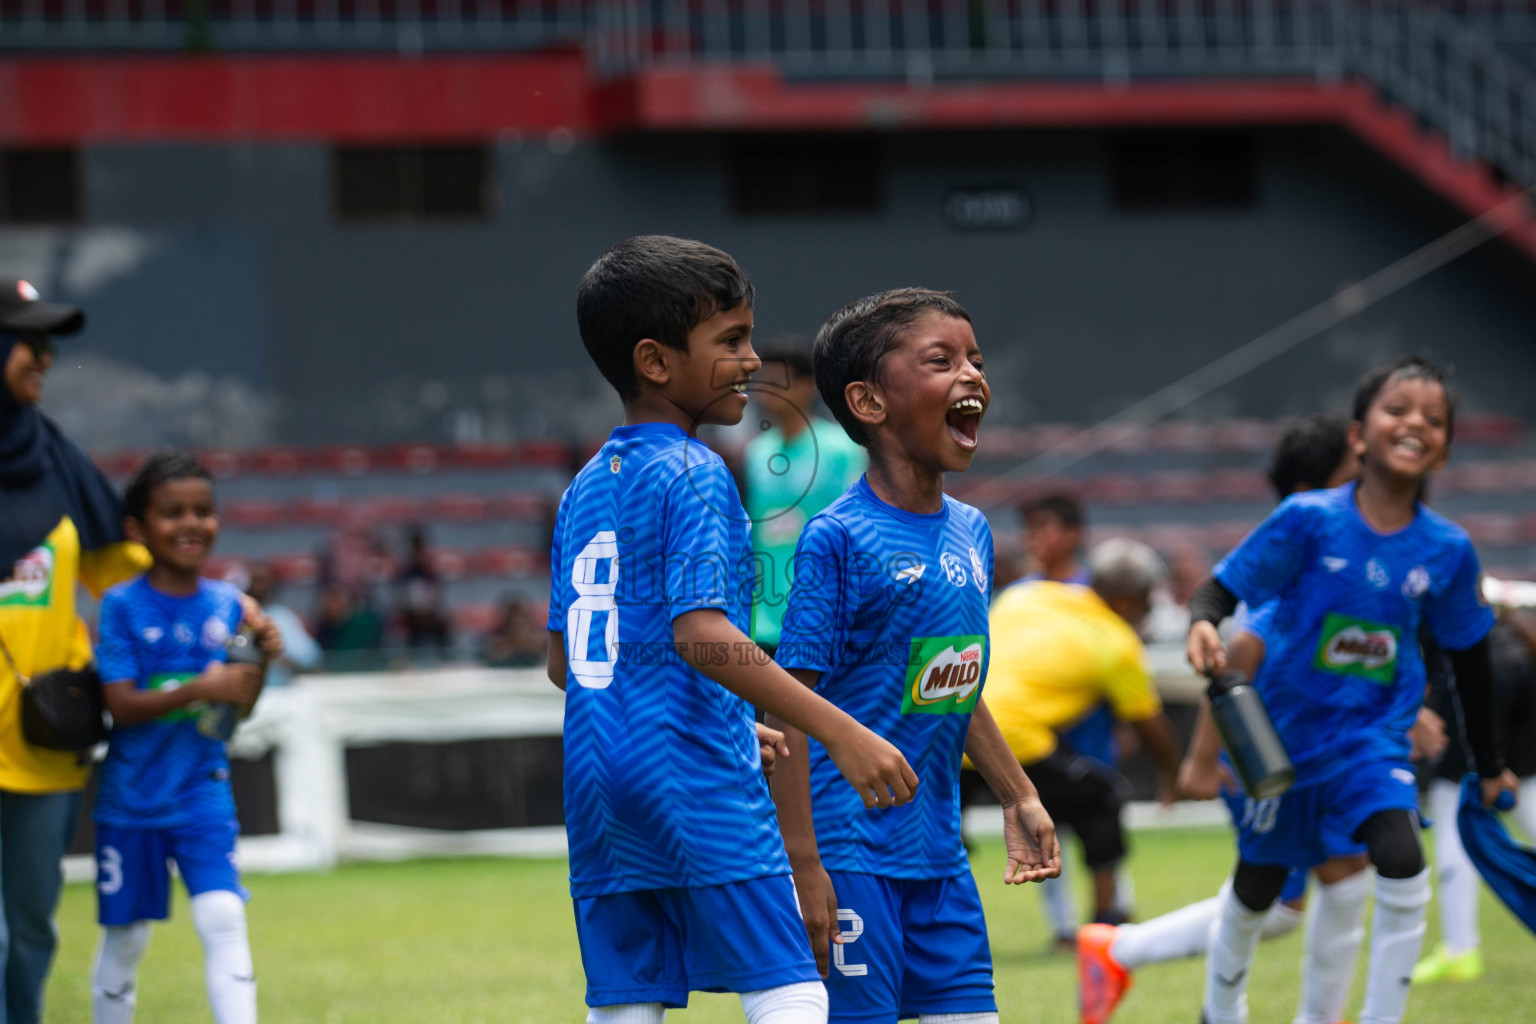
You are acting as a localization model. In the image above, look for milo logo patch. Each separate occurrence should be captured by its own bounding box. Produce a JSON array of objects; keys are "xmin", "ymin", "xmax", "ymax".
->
[
  {"xmin": 1314, "ymin": 613, "xmax": 1400, "ymax": 684},
  {"xmin": 147, "ymin": 673, "xmax": 202, "ymax": 722},
  {"xmin": 901, "ymin": 635, "xmax": 985, "ymax": 715},
  {"xmin": 0, "ymin": 542, "xmax": 55, "ymax": 607}
]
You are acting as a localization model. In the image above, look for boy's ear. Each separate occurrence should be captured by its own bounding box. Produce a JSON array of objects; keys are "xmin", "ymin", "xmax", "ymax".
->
[
  {"xmin": 844, "ymin": 381, "xmax": 886, "ymax": 432},
  {"xmin": 633, "ymin": 339, "xmax": 671, "ymax": 388},
  {"xmin": 1346, "ymin": 420, "xmax": 1366, "ymax": 458},
  {"xmin": 123, "ymin": 515, "xmax": 145, "ymax": 547}
]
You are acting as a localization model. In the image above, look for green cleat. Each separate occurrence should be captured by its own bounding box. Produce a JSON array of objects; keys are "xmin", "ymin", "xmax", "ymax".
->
[{"xmin": 1411, "ymin": 944, "xmax": 1485, "ymax": 984}]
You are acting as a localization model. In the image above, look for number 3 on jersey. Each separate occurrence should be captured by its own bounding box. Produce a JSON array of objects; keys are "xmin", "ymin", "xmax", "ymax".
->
[{"xmin": 567, "ymin": 532, "xmax": 620, "ymax": 689}]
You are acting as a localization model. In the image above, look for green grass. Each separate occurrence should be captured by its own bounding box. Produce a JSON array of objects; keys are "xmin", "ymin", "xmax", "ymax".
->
[{"xmin": 43, "ymin": 828, "xmax": 1533, "ymax": 1022}]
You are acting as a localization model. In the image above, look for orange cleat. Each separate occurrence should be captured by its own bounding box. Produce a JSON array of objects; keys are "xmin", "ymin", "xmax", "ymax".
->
[{"xmin": 1078, "ymin": 923, "xmax": 1132, "ymax": 1024}]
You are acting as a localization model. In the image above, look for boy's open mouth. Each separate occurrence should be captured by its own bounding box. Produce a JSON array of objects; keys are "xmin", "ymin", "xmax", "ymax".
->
[{"xmin": 946, "ymin": 397, "xmax": 984, "ymax": 450}]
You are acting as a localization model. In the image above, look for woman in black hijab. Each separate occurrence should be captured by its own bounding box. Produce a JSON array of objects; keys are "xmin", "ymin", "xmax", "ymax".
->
[{"xmin": 0, "ymin": 279, "xmax": 149, "ymax": 1024}]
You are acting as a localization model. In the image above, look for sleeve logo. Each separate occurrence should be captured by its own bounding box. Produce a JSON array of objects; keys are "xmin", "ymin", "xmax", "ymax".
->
[
  {"xmin": 902, "ymin": 635, "xmax": 985, "ymax": 714},
  {"xmin": 1313, "ymin": 613, "xmax": 1400, "ymax": 683}
]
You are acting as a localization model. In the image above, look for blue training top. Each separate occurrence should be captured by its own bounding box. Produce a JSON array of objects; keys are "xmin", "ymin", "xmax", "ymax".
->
[
  {"xmin": 548, "ymin": 422, "xmax": 789, "ymax": 898},
  {"xmin": 1214, "ymin": 482, "xmax": 1493, "ymax": 785},
  {"xmin": 94, "ymin": 576, "xmax": 245, "ymax": 830},
  {"xmin": 777, "ymin": 476, "xmax": 994, "ymax": 880}
]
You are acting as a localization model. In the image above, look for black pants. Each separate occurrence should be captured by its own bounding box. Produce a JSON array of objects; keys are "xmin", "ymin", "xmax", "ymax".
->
[{"xmin": 960, "ymin": 746, "xmax": 1131, "ymax": 869}]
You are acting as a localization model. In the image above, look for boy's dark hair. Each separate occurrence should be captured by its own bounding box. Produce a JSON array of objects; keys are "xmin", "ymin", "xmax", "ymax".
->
[
  {"xmin": 1268, "ymin": 413, "xmax": 1350, "ymax": 499},
  {"xmin": 756, "ymin": 339, "xmax": 814, "ymax": 383},
  {"xmin": 812, "ymin": 288, "xmax": 972, "ymax": 446},
  {"xmin": 1351, "ymin": 354, "xmax": 1456, "ymax": 445},
  {"xmin": 1020, "ymin": 492, "xmax": 1085, "ymax": 531},
  {"xmin": 125, "ymin": 451, "xmax": 213, "ymax": 521},
  {"xmin": 576, "ymin": 235, "xmax": 755, "ymax": 402}
]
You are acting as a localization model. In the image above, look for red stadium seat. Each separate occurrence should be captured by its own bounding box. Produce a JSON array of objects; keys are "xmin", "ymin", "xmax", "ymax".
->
[
  {"xmin": 270, "ymin": 553, "xmax": 320, "ymax": 586},
  {"xmin": 1149, "ymin": 422, "xmax": 1213, "ymax": 454},
  {"xmin": 1145, "ymin": 471, "xmax": 1208, "ymax": 504},
  {"xmin": 386, "ymin": 443, "xmax": 446, "ymax": 475},
  {"xmin": 1455, "ymin": 414, "xmax": 1524, "ymax": 447},
  {"xmin": 472, "ymin": 547, "xmax": 541, "ymax": 578},
  {"xmin": 449, "ymin": 442, "xmax": 522, "ymax": 470},
  {"xmin": 195, "ymin": 448, "xmax": 243, "ymax": 479},
  {"xmin": 1462, "ymin": 514, "xmax": 1520, "ymax": 547},
  {"xmin": 1208, "ymin": 468, "xmax": 1271, "ymax": 502},
  {"xmin": 430, "ymin": 493, "xmax": 493, "ymax": 521},
  {"xmin": 1082, "ymin": 474, "xmax": 1145, "ymax": 505},
  {"xmin": 495, "ymin": 492, "xmax": 552, "ymax": 521},
  {"xmin": 355, "ymin": 495, "xmax": 426, "ymax": 524},
  {"xmin": 429, "ymin": 549, "xmax": 469, "ymax": 581},
  {"xmin": 292, "ymin": 496, "xmax": 348, "ymax": 525},
  {"xmin": 222, "ymin": 498, "xmax": 290, "ymax": 528},
  {"xmin": 1211, "ymin": 419, "xmax": 1279, "ymax": 454},
  {"xmin": 315, "ymin": 445, "xmax": 374, "ymax": 477},
  {"xmin": 247, "ymin": 446, "xmax": 308, "ymax": 476},
  {"xmin": 514, "ymin": 439, "xmax": 574, "ymax": 468}
]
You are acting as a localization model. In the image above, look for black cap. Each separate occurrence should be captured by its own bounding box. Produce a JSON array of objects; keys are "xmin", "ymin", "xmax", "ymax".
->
[{"xmin": 0, "ymin": 279, "xmax": 84, "ymax": 335}]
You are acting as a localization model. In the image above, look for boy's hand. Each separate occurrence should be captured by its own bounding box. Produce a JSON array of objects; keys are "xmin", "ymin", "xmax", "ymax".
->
[
  {"xmin": 198, "ymin": 663, "xmax": 263, "ymax": 706},
  {"xmin": 1177, "ymin": 751, "xmax": 1236, "ymax": 801},
  {"xmin": 1001, "ymin": 796, "xmax": 1060, "ymax": 884},
  {"xmin": 1408, "ymin": 706, "xmax": 1448, "ymax": 763},
  {"xmin": 1482, "ymin": 769, "xmax": 1520, "ymax": 809},
  {"xmin": 757, "ymin": 722, "xmax": 790, "ymax": 777},
  {"xmin": 823, "ymin": 727, "xmax": 918, "ymax": 809},
  {"xmin": 237, "ymin": 595, "xmax": 284, "ymax": 662},
  {"xmin": 790, "ymin": 863, "xmax": 841, "ymax": 979},
  {"xmin": 1187, "ymin": 620, "xmax": 1226, "ymax": 676}
]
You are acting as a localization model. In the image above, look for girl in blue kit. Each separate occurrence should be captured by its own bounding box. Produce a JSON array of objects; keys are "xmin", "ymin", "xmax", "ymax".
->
[{"xmin": 1186, "ymin": 356, "xmax": 1518, "ymax": 1024}]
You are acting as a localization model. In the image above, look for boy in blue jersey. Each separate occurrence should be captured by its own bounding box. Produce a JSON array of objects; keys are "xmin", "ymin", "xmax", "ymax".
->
[
  {"xmin": 91, "ymin": 452, "xmax": 280, "ymax": 1024},
  {"xmin": 770, "ymin": 288, "xmax": 1061, "ymax": 1024},
  {"xmin": 548, "ymin": 236, "xmax": 919, "ymax": 1024},
  {"xmin": 1186, "ymin": 357, "xmax": 1519, "ymax": 1024}
]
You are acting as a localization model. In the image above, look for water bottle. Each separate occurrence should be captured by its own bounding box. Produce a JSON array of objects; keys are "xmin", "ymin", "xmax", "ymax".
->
[
  {"xmin": 197, "ymin": 626, "xmax": 264, "ymax": 741},
  {"xmin": 1208, "ymin": 671, "xmax": 1296, "ymax": 800}
]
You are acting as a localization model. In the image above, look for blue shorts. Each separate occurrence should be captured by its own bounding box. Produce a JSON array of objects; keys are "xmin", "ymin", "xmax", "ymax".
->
[
  {"xmin": 823, "ymin": 871, "xmax": 995, "ymax": 1023},
  {"xmin": 95, "ymin": 818, "xmax": 245, "ymax": 926},
  {"xmin": 573, "ymin": 874, "xmax": 820, "ymax": 1008},
  {"xmin": 1236, "ymin": 758, "xmax": 1418, "ymax": 871},
  {"xmin": 1221, "ymin": 787, "xmax": 1308, "ymax": 902}
]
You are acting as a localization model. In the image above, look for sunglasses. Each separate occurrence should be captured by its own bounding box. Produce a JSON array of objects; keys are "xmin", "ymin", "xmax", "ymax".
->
[{"xmin": 11, "ymin": 332, "xmax": 54, "ymax": 360}]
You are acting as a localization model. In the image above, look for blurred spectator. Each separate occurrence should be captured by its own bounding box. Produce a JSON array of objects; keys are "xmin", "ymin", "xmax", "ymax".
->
[
  {"xmin": 227, "ymin": 562, "xmax": 321, "ymax": 687},
  {"xmin": 482, "ymin": 598, "xmax": 549, "ymax": 668},
  {"xmin": 320, "ymin": 522, "xmax": 386, "ymax": 593},
  {"xmin": 1144, "ymin": 541, "xmax": 1209, "ymax": 643},
  {"xmin": 396, "ymin": 528, "xmax": 450, "ymax": 658},
  {"xmin": 744, "ymin": 340, "xmax": 867, "ymax": 654},
  {"xmin": 1021, "ymin": 492, "xmax": 1088, "ymax": 585},
  {"xmin": 315, "ymin": 583, "xmax": 384, "ymax": 661}
]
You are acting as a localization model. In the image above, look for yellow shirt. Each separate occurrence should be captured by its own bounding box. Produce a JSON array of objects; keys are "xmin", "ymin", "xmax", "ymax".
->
[
  {"xmin": 0, "ymin": 517, "xmax": 150, "ymax": 793},
  {"xmin": 985, "ymin": 581, "xmax": 1162, "ymax": 765}
]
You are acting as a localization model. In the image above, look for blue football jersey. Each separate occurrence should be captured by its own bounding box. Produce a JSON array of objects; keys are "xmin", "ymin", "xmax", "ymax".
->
[
  {"xmin": 777, "ymin": 477, "xmax": 994, "ymax": 879},
  {"xmin": 1214, "ymin": 483, "xmax": 1493, "ymax": 783},
  {"xmin": 94, "ymin": 577, "xmax": 245, "ymax": 830},
  {"xmin": 548, "ymin": 422, "xmax": 790, "ymax": 898}
]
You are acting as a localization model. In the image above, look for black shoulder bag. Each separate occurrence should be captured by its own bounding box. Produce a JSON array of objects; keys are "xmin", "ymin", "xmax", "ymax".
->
[{"xmin": 0, "ymin": 630, "xmax": 108, "ymax": 751}]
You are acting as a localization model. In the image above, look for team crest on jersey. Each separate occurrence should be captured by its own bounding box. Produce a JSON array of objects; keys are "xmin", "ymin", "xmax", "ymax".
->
[
  {"xmin": 174, "ymin": 623, "xmax": 196, "ymax": 646},
  {"xmin": 1314, "ymin": 613, "xmax": 1400, "ymax": 684},
  {"xmin": 1401, "ymin": 566, "xmax": 1430, "ymax": 600},
  {"xmin": 141, "ymin": 627, "xmax": 164, "ymax": 644},
  {"xmin": 901, "ymin": 635, "xmax": 985, "ymax": 715},
  {"xmin": 1366, "ymin": 558, "xmax": 1390, "ymax": 590},
  {"xmin": 609, "ymin": 455, "xmax": 621, "ymax": 474},
  {"xmin": 968, "ymin": 547, "xmax": 987, "ymax": 593},
  {"xmin": 0, "ymin": 543, "xmax": 55, "ymax": 607},
  {"xmin": 202, "ymin": 616, "xmax": 230, "ymax": 649},
  {"xmin": 939, "ymin": 552, "xmax": 968, "ymax": 588}
]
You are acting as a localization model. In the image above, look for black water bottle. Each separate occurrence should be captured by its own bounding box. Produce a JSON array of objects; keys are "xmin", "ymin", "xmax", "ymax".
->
[
  {"xmin": 1208, "ymin": 671, "xmax": 1295, "ymax": 800},
  {"xmin": 197, "ymin": 626, "xmax": 264, "ymax": 741}
]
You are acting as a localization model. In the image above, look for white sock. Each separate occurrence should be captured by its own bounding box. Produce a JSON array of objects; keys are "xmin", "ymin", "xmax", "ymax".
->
[
  {"xmin": 1511, "ymin": 776, "xmax": 1536, "ymax": 841},
  {"xmin": 919, "ymin": 1014, "xmax": 1000, "ymax": 1023},
  {"xmin": 1110, "ymin": 878, "xmax": 1298, "ymax": 972},
  {"xmin": 190, "ymin": 890, "xmax": 256, "ymax": 1024},
  {"xmin": 740, "ymin": 981, "xmax": 827, "ymax": 1024},
  {"xmin": 1428, "ymin": 778, "xmax": 1478, "ymax": 954},
  {"xmin": 1115, "ymin": 869, "xmax": 1136, "ymax": 919},
  {"xmin": 587, "ymin": 1005, "xmax": 665, "ymax": 1024},
  {"xmin": 1040, "ymin": 857, "xmax": 1077, "ymax": 937},
  {"xmin": 1359, "ymin": 869, "xmax": 1431, "ymax": 1024},
  {"xmin": 1203, "ymin": 886, "xmax": 1267, "ymax": 1024},
  {"xmin": 1294, "ymin": 870, "xmax": 1370, "ymax": 1024},
  {"xmin": 1113, "ymin": 895, "xmax": 1221, "ymax": 968},
  {"xmin": 91, "ymin": 922, "xmax": 152, "ymax": 1024}
]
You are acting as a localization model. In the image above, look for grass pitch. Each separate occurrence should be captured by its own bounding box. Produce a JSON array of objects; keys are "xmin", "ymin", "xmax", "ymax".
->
[{"xmin": 44, "ymin": 827, "xmax": 1533, "ymax": 1022}]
